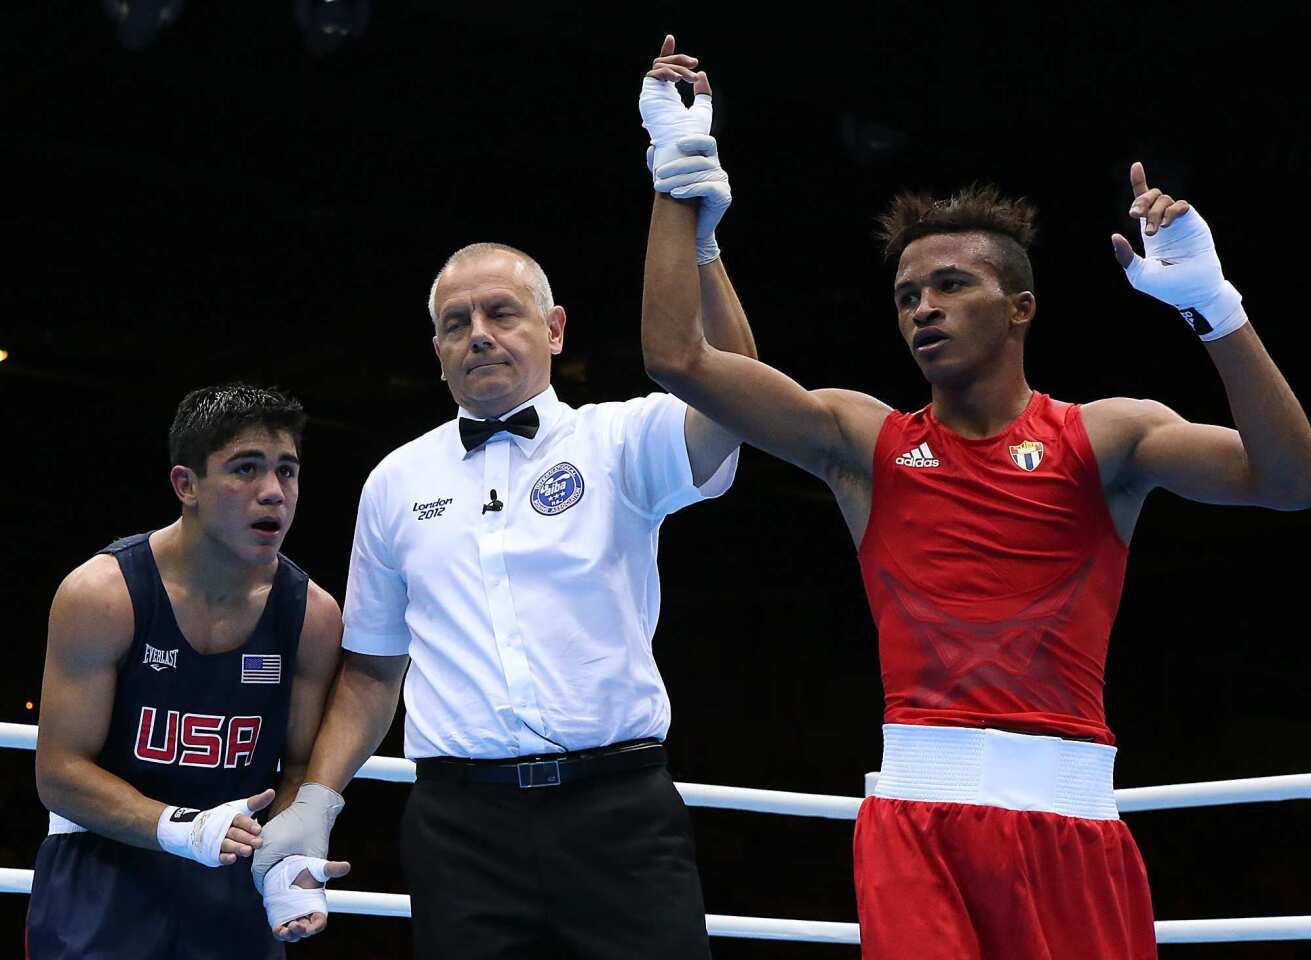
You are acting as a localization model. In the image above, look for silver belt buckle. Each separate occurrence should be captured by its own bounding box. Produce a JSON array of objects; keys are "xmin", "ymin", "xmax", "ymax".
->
[{"xmin": 516, "ymin": 759, "xmax": 562, "ymax": 788}]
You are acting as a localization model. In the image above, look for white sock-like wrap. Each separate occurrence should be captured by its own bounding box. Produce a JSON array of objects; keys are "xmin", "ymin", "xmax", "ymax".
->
[
  {"xmin": 156, "ymin": 797, "xmax": 255, "ymax": 868},
  {"xmin": 639, "ymin": 76, "xmax": 728, "ymax": 263},
  {"xmin": 639, "ymin": 77, "xmax": 712, "ymax": 179},
  {"xmin": 250, "ymin": 782, "xmax": 345, "ymax": 895},
  {"xmin": 262, "ymin": 855, "xmax": 332, "ymax": 929},
  {"xmin": 1121, "ymin": 207, "xmax": 1247, "ymax": 341}
]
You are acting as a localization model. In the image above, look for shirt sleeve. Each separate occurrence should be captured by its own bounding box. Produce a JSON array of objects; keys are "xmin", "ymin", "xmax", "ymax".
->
[
  {"xmin": 341, "ymin": 470, "xmax": 412, "ymax": 656},
  {"xmin": 616, "ymin": 392, "xmax": 739, "ymax": 518}
]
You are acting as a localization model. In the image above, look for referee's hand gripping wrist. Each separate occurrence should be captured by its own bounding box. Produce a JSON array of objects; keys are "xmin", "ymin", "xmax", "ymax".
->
[
  {"xmin": 251, "ymin": 781, "xmax": 346, "ymax": 894},
  {"xmin": 156, "ymin": 787, "xmax": 274, "ymax": 867},
  {"xmin": 652, "ymin": 135, "xmax": 731, "ymax": 265}
]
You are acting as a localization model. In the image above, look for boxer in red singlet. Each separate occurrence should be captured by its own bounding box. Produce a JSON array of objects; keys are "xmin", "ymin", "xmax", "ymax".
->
[{"xmin": 637, "ymin": 43, "xmax": 1311, "ymax": 957}]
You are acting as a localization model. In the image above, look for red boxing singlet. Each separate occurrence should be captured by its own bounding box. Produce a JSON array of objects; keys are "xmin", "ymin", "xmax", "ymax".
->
[{"xmin": 859, "ymin": 391, "xmax": 1127, "ymax": 744}]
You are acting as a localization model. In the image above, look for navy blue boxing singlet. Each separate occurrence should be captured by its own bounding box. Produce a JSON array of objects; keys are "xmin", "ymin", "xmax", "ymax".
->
[
  {"xmin": 26, "ymin": 532, "xmax": 309, "ymax": 960},
  {"xmin": 93, "ymin": 532, "xmax": 305, "ymax": 808}
]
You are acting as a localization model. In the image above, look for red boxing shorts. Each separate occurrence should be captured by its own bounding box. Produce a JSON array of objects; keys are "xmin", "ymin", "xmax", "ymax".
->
[
  {"xmin": 854, "ymin": 797, "xmax": 1156, "ymax": 959},
  {"xmin": 853, "ymin": 725, "xmax": 1156, "ymax": 959}
]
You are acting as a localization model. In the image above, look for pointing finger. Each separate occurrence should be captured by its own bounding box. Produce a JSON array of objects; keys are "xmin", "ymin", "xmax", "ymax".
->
[{"xmin": 1129, "ymin": 161, "xmax": 1149, "ymax": 199}]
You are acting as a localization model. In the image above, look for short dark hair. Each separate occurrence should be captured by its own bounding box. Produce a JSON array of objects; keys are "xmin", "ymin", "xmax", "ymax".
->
[
  {"xmin": 876, "ymin": 184, "xmax": 1038, "ymax": 294},
  {"xmin": 168, "ymin": 383, "xmax": 306, "ymax": 474}
]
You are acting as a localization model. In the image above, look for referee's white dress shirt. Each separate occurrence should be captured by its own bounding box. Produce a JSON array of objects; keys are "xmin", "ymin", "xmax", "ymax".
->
[{"xmin": 341, "ymin": 385, "xmax": 737, "ymax": 760}]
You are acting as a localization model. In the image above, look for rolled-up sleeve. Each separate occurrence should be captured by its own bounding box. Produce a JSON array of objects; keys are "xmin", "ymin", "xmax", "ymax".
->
[
  {"xmin": 341, "ymin": 471, "xmax": 411, "ymax": 656},
  {"xmin": 617, "ymin": 392, "xmax": 738, "ymax": 518}
]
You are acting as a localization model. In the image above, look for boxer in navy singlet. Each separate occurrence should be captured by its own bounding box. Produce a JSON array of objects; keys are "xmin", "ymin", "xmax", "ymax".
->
[{"xmin": 28, "ymin": 384, "xmax": 342, "ymax": 960}]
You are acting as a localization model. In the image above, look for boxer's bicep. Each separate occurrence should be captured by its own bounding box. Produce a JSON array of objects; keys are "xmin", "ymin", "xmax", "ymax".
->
[
  {"xmin": 36, "ymin": 556, "xmax": 135, "ymax": 800},
  {"xmin": 659, "ymin": 347, "xmax": 890, "ymax": 480},
  {"xmin": 1132, "ymin": 413, "xmax": 1260, "ymax": 506},
  {"xmin": 1091, "ymin": 397, "xmax": 1259, "ymax": 505}
]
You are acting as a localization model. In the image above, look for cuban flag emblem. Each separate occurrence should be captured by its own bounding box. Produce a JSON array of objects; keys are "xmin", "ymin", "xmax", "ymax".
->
[
  {"xmin": 1009, "ymin": 440, "xmax": 1044, "ymax": 472},
  {"xmin": 241, "ymin": 654, "xmax": 282, "ymax": 684}
]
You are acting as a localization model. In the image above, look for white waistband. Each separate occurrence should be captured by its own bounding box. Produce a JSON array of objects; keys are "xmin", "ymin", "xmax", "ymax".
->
[
  {"xmin": 48, "ymin": 812, "xmax": 87, "ymax": 835},
  {"xmin": 873, "ymin": 724, "xmax": 1119, "ymax": 821}
]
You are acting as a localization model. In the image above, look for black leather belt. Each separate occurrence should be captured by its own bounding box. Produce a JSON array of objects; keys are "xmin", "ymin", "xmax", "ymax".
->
[{"xmin": 415, "ymin": 739, "xmax": 666, "ymax": 789}]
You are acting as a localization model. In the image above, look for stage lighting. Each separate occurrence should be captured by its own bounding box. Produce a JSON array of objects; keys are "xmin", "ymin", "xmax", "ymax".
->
[
  {"xmin": 102, "ymin": 0, "xmax": 185, "ymax": 51},
  {"xmin": 295, "ymin": 0, "xmax": 370, "ymax": 56}
]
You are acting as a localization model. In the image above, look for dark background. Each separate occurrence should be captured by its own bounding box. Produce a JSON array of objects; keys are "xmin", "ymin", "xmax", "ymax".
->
[{"xmin": 3, "ymin": 4, "xmax": 1310, "ymax": 958}]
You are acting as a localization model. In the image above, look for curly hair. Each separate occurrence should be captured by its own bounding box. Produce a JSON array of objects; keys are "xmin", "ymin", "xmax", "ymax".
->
[{"xmin": 876, "ymin": 184, "xmax": 1038, "ymax": 294}]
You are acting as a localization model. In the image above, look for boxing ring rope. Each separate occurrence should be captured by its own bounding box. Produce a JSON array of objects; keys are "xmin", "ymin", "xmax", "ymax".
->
[{"xmin": 3, "ymin": 722, "xmax": 1309, "ymax": 945}]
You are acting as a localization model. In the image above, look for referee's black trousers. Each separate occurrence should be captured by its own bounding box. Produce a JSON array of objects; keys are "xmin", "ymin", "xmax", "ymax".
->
[{"xmin": 400, "ymin": 762, "xmax": 711, "ymax": 959}]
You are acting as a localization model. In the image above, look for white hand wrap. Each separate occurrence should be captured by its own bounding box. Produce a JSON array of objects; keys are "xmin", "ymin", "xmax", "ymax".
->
[
  {"xmin": 653, "ymin": 135, "xmax": 732, "ymax": 265},
  {"xmin": 1122, "ymin": 207, "xmax": 1247, "ymax": 341},
  {"xmin": 262, "ymin": 855, "xmax": 331, "ymax": 929},
  {"xmin": 639, "ymin": 77, "xmax": 713, "ymax": 176},
  {"xmin": 250, "ymin": 782, "xmax": 345, "ymax": 894},
  {"xmin": 639, "ymin": 76, "xmax": 728, "ymax": 263},
  {"xmin": 156, "ymin": 797, "xmax": 253, "ymax": 868}
]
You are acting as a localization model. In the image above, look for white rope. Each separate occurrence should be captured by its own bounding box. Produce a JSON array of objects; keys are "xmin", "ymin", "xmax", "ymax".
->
[
  {"xmin": 0, "ymin": 870, "xmax": 33, "ymax": 895},
  {"xmin": 1155, "ymin": 916, "xmax": 1311, "ymax": 944},
  {"xmin": 328, "ymin": 887, "xmax": 412, "ymax": 917},
  {"xmin": 1, "ymin": 866, "xmax": 1307, "ymax": 943},
  {"xmin": 674, "ymin": 782, "xmax": 862, "ymax": 820},
  {"xmin": 355, "ymin": 754, "xmax": 415, "ymax": 783},
  {"xmin": 6, "ymin": 722, "xmax": 1311, "ymax": 817},
  {"xmin": 0, "ymin": 723, "xmax": 37, "ymax": 751},
  {"xmin": 1115, "ymin": 775, "xmax": 1311, "ymax": 812},
  {"xmin": 705, "ymin": 914, "xmax": 859, "ymax": 943}
]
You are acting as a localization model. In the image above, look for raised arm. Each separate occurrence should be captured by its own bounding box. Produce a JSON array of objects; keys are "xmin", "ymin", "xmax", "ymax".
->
[
  {"xmin": 1093, "ymin": 163, "xmax": 1311, "ymax": 510},
  {"xmin": 679, "ymin": 244, "xmax": 765, "ymax": 485},
  {"xmin": 639, "ymin": 39, "xmax": 888, "ymax": 484},
  {"xmin": 641, "ymin": 38, "xmax": 759, "ymax": 486},
  {"xmin": 643, "ymin": 191, "xmax": 887, "ymax": 482},
  {"xmin": 36, "ymin": 555, "xmax": 270, "ymax": 863}
]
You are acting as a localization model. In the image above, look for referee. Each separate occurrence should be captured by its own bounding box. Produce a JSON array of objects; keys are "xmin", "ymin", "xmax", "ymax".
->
[{"xmin": 252, "ymin": 240, "xmax": 755, "ymax": 958}]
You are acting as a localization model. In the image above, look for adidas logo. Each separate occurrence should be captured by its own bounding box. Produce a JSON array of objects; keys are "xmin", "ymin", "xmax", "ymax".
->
[{"xmin": 895, "ymin": 442, "xmax": 940, "ymax": 468}]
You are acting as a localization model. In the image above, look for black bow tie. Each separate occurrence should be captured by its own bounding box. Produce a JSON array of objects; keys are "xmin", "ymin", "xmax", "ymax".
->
[{"xmin": 459, "ymin": 406, "xmax": 540, "ymax": 452}]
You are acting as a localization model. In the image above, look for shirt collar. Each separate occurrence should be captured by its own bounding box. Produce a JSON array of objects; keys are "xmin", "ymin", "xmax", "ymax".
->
[{"xmin": 458, "ymin": 385, "xmax": 562, "ymax": 457}]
